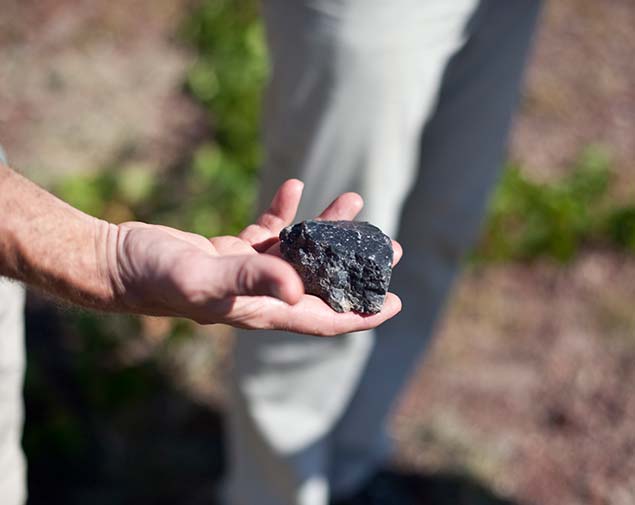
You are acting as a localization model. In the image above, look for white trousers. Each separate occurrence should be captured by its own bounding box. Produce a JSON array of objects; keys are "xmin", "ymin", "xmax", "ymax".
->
[
  {"xmin": 0, "ymin": 279, "xmax": 27, "ymax": 505},
  {"xmin": 231, "ymin": 1, "xmax": 541, "ymax": 504}
]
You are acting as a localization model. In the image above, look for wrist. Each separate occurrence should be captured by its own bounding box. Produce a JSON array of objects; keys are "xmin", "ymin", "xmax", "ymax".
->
[
  {"xmin": 94, "ymin": 219, "xmax": 126, "ymax": 310},
  {"xmin": 99, "ymin": 220, "xmax": 140, "ymax": 313},
  {"xmin": 33, "ymin": 210, "xmax": 119, "ymax": 310},
  {"xmin": 0, "ymin": 164, "xmax": 124, "ymax": 310}
]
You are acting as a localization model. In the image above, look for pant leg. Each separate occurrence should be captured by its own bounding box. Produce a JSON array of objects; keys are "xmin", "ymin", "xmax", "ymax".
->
[
  {"xmin": 225, "ymin": 2, "xmax": 479, "ymax": 504},
  {"xmin": 0, "ymin": 279, "xmax": 27, "ymax": 505},
  {"xmin": 328, "ymin": 1, "xmax": 543, "ymax": 498}
]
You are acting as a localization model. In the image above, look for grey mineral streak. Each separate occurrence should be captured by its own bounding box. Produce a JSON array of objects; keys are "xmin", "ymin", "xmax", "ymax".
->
[{"xmin": 279, "ymin": 220, "xmax": 393, "ymax": 314}]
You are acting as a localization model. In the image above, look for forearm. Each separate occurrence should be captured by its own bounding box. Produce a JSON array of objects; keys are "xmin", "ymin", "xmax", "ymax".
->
[{"xmin": 0, "ymin": 163, "xmax": 118, "ymax": 309}]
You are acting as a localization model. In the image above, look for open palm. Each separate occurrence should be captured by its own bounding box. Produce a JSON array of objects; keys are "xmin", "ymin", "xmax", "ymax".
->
[{"xmin": 111, "ymin": 179, "xmax": 402, "ymax": 336}]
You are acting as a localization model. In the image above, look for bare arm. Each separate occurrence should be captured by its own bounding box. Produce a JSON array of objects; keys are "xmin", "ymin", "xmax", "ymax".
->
[
  {"xmin": 0, "ymin": 163, "xmax": 117, "ymax": 309},
  {"xmin": 0, "ymin": 163, "xmax": 402, "ymax": 335}
]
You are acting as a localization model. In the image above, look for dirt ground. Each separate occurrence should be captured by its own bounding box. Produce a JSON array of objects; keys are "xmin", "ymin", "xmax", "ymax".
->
[
  {"xmin": 2, "ymin": 0, "xmax": 634, "ymax": 504},
  {"xmin": 186, "ymin": 251, "xmax": 635, "ymax": 505},
  {"xmin": 0, "ymin": 0, "xmax": 206, "ymax": 184},
  {"xmin": 512, "ymin": 0, "xmax": 635, "ymax": 185},
  {"xmin": 395, "ymin": 251, "xmax": 635, "ymax": 505}
]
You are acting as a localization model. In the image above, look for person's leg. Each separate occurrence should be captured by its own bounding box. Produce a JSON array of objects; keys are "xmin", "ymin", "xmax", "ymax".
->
[
  {"xmin": 224, "ymin": 1, "xmax": 479, "ymax": 504},
  {"xmin": 328, "ymin": 1, "xmax": 543, "ymax": 499},
  {"xmin": 0, "ymin": 279, "xmax": 27, "ymax": 505}
]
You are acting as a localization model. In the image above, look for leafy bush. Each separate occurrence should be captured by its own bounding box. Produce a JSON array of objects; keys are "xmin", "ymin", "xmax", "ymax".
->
[
  {"xmin": 179, "ymin": 0, "xmax": 267, "ymax": 235},
  {"xmin": 183, "ymin": 0, "xmax": 267, "ymax": 168},
  {"xmin": 477, "ymin": 147, "xmax": 614, "ymax": 262},
  {"xmin": 606, "ymin": 207, "xmax": 635, "ymax": 252}
]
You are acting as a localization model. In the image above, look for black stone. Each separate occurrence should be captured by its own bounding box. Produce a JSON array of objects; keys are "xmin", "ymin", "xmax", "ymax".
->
[{"xmin": 279, "ymin": 220, "xmax": 393, "ymax": 314}]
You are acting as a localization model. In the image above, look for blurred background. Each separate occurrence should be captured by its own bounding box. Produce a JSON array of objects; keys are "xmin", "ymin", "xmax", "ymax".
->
[{"xmin": 1, "ymin": 0, "xmax": 634, "ymax": 503}]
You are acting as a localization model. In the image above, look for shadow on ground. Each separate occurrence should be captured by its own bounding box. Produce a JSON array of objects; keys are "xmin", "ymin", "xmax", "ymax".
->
[
  {"xmin": 23, "ymin": 295, "xmax": 517, "ymax": 505},
  {"xmin": 403, "ymin": 470, "xmax": 516, "ymax": 505},
  {"xmin": 333, "ymin": 468, "xmax": 516, "ymax": 505}
]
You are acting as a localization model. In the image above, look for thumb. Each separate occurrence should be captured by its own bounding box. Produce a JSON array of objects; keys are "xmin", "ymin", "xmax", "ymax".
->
[{"xmin": 214, "ymin": 254, "xmax": 304, "ymax": 304}]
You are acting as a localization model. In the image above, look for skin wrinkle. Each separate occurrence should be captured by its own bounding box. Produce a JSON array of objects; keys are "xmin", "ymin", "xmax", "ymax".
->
[
  {"xmin": 0, "ymin": 163, "xmax": 112, "ymax": 308},
  {"xmin": 104, "ymin": 221, "xmax": 127, "ymax": 305}
]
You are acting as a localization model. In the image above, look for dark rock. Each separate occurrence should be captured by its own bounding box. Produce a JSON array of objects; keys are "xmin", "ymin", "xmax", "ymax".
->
[{"xmin": 279, "ymin": 220, "xmax": 393, "ymax": 314}]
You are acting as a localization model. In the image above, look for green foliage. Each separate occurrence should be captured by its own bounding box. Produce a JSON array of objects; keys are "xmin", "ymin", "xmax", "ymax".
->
[
  {"xmin": 606, "ymin": 207, "xmax": 635, "ymax": 252},
  {"xmin": 183, "ymin": 1, "xmax": 267, "ymax": 169},
  {"xmin": 179, "ymin": 0, "xmax": 267, "ymax": 235},
  {"xmin": 181, "ymin": 143, "xmax": 255, "ymax": 236},
  {"xmin": 477, "ymin": 147, "xmax": 613, "ymax": 262},
  {"xmin": 56, "ymin": 171, "xmax": 119, "ymax": 218},
  {"xmin": 183, "ymin": 0, "xmax": 267, "ymax": 159},
  {"xmin": 55, "ymin": 165, "xmax": 156, "ymax": 223},
  {"xmin": 117, "ymin": 165, "xmax": 156, "ymax": 205},
  {"xmin": 55, "ymin": 0, "xmax": 265, "ymax": 237}
]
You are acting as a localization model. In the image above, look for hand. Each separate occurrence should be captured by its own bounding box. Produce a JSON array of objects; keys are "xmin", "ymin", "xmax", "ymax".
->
[{"xmin": 109, "ymin": 180, "xmax": 402, "ymax": 336}]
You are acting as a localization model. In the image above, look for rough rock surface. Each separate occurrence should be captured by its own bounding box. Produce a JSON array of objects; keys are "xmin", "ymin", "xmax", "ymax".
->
[{"xmin": 279, "ymin": 220, "xmax": 393, "ymax": 314}]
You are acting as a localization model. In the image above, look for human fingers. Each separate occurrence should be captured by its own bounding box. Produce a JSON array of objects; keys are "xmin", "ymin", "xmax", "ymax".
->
[
  {"xmin": 260, "ymin": 191, "xmax": 364, "ymax": 256},
  {"xmin": 254, "ymin": 291, "xmax": 402, "ymax": 336},
  {"xmin": 315, "ymin": 194, "xmax": 401, "ymax": 266},
  {"xmin": 265, "ymin": 222, "xmax": 401, "ymax": 267},
  {"xmin": 392, "ymin": 240, "xmax": 403, "ymax": 267},
  {"xmin": 208, "ymin": 254, "xmax": 304, "ymax": 304},
  {"xmin": 239, "ymin": 179, "xmax": 304, "ymax": 250},
  {"xmin": 315, "ymin": 192, "xmax": 364, "ymax": 221},
  {"xmin": 210, "ymin": 235, "xmax": 257, "ymax": 256}
]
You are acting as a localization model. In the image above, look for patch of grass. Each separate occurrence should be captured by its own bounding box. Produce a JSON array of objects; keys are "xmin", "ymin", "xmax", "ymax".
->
[
  {"xmin": 178, "ymin": 0, "xmax": 267, "ymax": 235},
  {"xmin": 476, "ymin": 146, "xmax": 616, "ymax": 263},
  {"xmin": 182, "ymin": 0, "xmax": 267, "ymax": 169}
]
